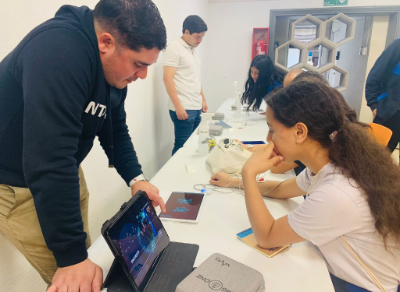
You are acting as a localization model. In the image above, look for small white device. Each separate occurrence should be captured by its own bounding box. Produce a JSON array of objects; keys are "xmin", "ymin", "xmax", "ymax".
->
[
  {"xmin": 198, "ymin": 117, "xmax": 210, "ymax": 156},
  {"xmin": 209, "ymin": 125, "xmax": 223, "ymax": 136},
  {"xmin": 212, "ymin": 113, "xmax": 225, "ymax": 120}
]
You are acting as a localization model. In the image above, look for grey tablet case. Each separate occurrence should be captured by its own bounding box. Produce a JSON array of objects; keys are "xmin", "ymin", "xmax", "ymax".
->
[{"xmin": 176, "ymin": 253, "xmax": 265, "ymax": 292}]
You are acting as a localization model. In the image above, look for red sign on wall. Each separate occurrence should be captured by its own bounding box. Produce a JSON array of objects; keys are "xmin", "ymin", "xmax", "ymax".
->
[{"xmin": 252, "ymin": 28, "xmax": 270, "ymax": 60}]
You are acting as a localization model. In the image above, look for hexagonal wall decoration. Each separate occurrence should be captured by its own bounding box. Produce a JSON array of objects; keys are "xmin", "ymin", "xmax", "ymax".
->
[
  {"xmin": 320, "ymin": 66, "xmax": 349, "ymax": 92},
  {"xmin": 306, "ymin": 39, "xmax": 336, "ymax": 72},
  {"xmin": 274, "ymin": 12, "xmax": 355, "ymax": 92},
  {"xmin": 324, "ymin": 13, "xmax": 356, "ymax": 47},
  {"xmin": 296, "ymin": 64, "xmax": 318, "ymax": 72},
  {"xmin": 275, "ymin": 40, "xmax": 307, "ymax": 72},
  {"xmin": 290, "ymin": 14, "xmax": 324, "ymax": 45}
]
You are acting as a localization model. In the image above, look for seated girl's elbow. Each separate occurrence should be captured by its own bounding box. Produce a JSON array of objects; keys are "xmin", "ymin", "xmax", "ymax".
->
[
  {"xmin": 254, "ymin": 234, "xmax": 272, "ymax": 249},
  {"xmin": 257, "ymin": 241, "xmax": 270, "ymax": 249}
]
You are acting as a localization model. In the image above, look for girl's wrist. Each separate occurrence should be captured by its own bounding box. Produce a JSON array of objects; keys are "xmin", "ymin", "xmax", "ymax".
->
[
  {"xmin": 242, "ymin": 166, "xmax": 257, "ymax": 179},
  {"xmin": 231, "ymin": 178, "xmax": 240, "ymax": 188}
]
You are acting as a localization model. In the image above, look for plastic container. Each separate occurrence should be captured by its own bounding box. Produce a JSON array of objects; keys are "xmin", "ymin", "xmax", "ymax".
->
[
  {"xmin": 234, "ymin": 91, "xmax": 242, "ymax": 118},
  {"xmin": 198, "ymin": 118, "xmax": 210, "ymax": 156}
]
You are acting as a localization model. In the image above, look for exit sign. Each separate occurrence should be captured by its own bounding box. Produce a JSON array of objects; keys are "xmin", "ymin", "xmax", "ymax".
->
[{"xmin": 324, "ymin": 0, "xmax": 348, "ymax": 6}]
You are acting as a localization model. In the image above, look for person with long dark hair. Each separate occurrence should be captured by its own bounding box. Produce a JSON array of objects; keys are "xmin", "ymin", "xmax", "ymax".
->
[
  {"xmin": 241, "ymin": 55, "xmax": 283, "ymax": 112},
  {"xmin": 240, "ymin": 81, "xmax": 400, "ymax": 291}
]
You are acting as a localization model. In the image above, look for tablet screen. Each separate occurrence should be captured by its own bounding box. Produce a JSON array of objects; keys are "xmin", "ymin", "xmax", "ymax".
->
[
  {"xmin": 159, "ymin": 192, "xmax": 205, "ymax": 221},
  {"xmin": 241, "ymin": 141, "xmax": 266, "ymax": 145},
  {"xmin": 107, "ymin": 195, "xmax": 169, "ymax": 290}
]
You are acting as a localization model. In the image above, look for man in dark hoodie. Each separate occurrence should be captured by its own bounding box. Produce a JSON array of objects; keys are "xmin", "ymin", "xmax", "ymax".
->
[
  {"xmin": 0, "ymin": 0, "xmax": 167, "ymax": 290},
  {"xmin": 366, "ymin": 38, "xmax": 400, "ymax": 155}
]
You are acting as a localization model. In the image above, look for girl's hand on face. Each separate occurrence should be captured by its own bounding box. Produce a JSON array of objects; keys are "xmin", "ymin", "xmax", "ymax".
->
[{"xmin": 242, "ymin": 142, "xmax": 284, "ymax": 177}]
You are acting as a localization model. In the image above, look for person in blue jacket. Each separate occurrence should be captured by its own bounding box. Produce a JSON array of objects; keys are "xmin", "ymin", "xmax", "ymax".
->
[
  {"xmin": 366, "ymin": 38, "xmax": 400, "ymax": 154},
  {"xmin": 241, "ymin": 55, "xmax": 283, "ymax": 112},
  {"xmin": 0, "ymin": 0, "xmax": 167, "ymax": 290}
]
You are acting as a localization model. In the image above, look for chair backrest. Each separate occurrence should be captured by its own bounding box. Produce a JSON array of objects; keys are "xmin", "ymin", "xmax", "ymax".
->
[{"xmin": 369, "ymin": 123, "xmax": 393, "ymax": 146}]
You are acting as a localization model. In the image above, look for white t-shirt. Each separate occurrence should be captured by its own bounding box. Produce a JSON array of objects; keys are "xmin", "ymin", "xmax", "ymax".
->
[
  {"xmin": 288, "ymin": 163, "xmax": 400, "ymax": 292},
  {"xmin": 163, "ymin": 37, "xmax": 202, "ymax": 111}
]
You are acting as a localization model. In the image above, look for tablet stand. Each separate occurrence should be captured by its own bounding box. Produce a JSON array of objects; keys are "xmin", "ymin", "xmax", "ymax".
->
[{"xmin": 103, "ymin": 242, "xmax": 199, "ymax": 292}]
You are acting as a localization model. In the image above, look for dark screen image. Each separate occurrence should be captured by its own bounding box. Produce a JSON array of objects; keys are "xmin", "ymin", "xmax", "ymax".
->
[
  {"xmin": 108, "ymin": 195, "xmax": 169, "ymax": 288},
  {"xmin": 241, "ymin": 141, "xmax": 266, "ymax": 145},
  {"xmin": 159, "ymin": 192, "xmax": 204, "ymax": 221}
]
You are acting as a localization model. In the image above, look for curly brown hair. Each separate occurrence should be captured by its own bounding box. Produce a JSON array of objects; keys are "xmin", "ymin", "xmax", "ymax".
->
[{"xmin": 266, "ymin": 80, "xmax": 400, "ymax": 249}]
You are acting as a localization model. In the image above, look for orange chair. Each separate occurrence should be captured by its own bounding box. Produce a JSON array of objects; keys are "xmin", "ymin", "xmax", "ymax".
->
[{"xmin": 369, "ymin": 123, "xmax": 393, "ymax": 147}]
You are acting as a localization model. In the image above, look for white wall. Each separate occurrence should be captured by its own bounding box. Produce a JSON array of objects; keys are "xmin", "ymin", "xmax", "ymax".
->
[
  {"xmin": 0, "ymin": 0, "xmax": 208, "ymax": 291},
  {"xmin": 205, "ymin": 0, "xmax": 399, "ymax": 112}
]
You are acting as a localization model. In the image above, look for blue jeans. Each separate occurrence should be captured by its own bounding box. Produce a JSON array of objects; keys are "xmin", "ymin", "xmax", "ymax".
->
[{"xmin": 170, "ymin": 109, "xmax": 202, "ymax": 155}]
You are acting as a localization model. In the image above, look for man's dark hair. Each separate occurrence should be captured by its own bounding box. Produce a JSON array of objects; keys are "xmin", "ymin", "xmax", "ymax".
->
[
  {"xmin": 93, "ymin": 0, "xmax": 167, "ymax": 51},
  {"xmin": 182, "ymin": 15, "xmax": 207, "ymax": 35}
]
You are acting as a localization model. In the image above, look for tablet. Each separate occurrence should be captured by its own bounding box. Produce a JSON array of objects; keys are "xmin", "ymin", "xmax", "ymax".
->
[
  {"xmin": 241, "ymin": 141, "xmax": 266, "ymax": 145},
  {"xmin": 213, "ymin": 121, "xmax": 232, "ymax": 128},
  {"xmin": 159, "ymin": 192, "xmax": 206, "ymax": 223},
  {"xmin": 102, "ymin": 192, "xmax": 170, "ymax": 291}
]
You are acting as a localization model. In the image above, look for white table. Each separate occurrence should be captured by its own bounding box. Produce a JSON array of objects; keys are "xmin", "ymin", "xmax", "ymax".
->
[
  {"xmin": 89, "ymin": 98, "xmax": 334, "ymax": 291},
  {"xmin": 184, "ymin": 98, "xmax": 271, "ymax": 148}
]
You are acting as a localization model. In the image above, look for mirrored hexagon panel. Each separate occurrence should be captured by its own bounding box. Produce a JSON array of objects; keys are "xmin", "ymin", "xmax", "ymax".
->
[
  {"xmin": 324, "ymin": 13, "xmax": 356, "ymax": 47},
  {"xmin": 321, "ymin": 66, "xmax": 349, "ymax": 92},
  {"xmin": 307, "ymin": 41, "xmax": 336, "ymax": 70},
  {"xmin": 275, "ymin": 40, "xmax": 305, "ymax": 70},
  {"xmin": 291, "ymin": 14, "xmax": 323, "ymax": 45}
]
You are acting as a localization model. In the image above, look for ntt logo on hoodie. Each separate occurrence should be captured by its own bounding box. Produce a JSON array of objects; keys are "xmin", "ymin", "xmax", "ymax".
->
[{"xmin": 85, "ymin": 101, "xmax": 107, "ymax": 117}]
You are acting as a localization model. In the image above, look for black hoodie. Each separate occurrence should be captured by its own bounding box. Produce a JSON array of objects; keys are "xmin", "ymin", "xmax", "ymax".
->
[
  {"xmin": 0, "ymin": 6, "xmax": 142, "ymax": 267},
  {"xmin": 366, "ymin": 38, "xmax": 400, "ymax": 123}
]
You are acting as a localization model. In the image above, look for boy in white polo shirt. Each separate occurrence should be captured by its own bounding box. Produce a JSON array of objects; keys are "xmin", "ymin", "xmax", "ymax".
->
[{"xmin": 163, "ymin": 15, "xmax": 208, "ymax": 155}]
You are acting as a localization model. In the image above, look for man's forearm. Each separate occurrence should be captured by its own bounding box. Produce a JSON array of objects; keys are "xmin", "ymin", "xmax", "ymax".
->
[
  {"xmin": 200, "ymin": 88, "xmax": 206, "ymax": 102},
  {"xmin": 164, "ymin": 78, "xmax": 182, "ymax": 108}
]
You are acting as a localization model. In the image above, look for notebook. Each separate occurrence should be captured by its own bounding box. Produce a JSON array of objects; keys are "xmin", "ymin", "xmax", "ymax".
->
[{"xmin": 237, "ymin": 228, "xmax": 290, "ymax": 258}]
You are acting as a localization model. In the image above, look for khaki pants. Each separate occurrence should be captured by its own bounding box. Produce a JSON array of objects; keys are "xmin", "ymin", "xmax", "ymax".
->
[{"xmin": 0, "ymin": 167, "xmax": 91, "ymax": 286}]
